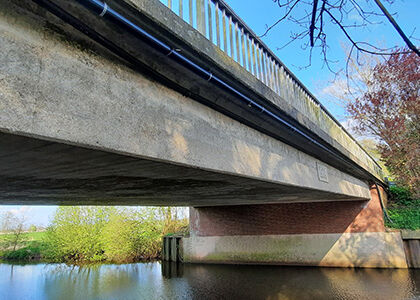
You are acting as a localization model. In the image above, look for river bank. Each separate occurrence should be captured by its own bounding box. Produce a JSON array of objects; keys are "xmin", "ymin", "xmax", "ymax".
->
[
  {"xmin": 0, "ymin": 231, "xmax": 164, "ymax": 264},
  {"xmin": 0, "ymin": 231, "xmax": 46, "ymax": 261}
]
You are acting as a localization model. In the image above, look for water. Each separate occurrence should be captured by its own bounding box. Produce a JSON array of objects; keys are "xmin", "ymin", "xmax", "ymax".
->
[{"xmin": 0, "ymin": 262, "xmax": 419, "ymax": 300}]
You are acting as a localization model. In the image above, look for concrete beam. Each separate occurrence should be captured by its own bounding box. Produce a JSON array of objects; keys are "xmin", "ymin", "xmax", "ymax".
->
[
  {"xmin": 0, "ymin": 132, "xmax": 368, "ymax": 205},
  {"xmin": 0, "ymin": 0, "xmax": 370, "ymax": 204},
  {"xmin": 119, "ymin": 0, "xmax": 383, "ymax": 180}
]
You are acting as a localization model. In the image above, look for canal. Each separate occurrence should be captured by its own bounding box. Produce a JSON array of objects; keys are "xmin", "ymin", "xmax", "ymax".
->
[{"xmin": 0, "ymin": 262, "xmax": 419, "ymax": 299}]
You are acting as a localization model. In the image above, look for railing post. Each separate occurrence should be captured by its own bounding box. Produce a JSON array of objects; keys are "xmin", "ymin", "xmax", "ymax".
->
[
  {"xmin": 189, "ymin": 0, "xmax": 193, "ymax": 25},
  {"xmin": 235, "ymin": 22, "xmax": 240, "ymax": 63},
  {"xmin": 196, "ymin": 0, "xmax": 206, "ymax": 35},
  {"xmin": 241, "ymin": 28, "xmax": 246, "ymax": 68},
  {"xmin": 246, "ymin": 33, "xmax": 252, "ymax": 73},
  {"xmin": 207, "ymin": 0, "xmax": 212, "ymax": 41},
  {"xmin": 179, "ymin": 0, "xmax": 183, "ymax": 18},
  {"xmin": 215, "ymin": 2, "xmax": 220, "ymax": 47},
  {"xmin": 222, "ymin": 9, "xmax": 227, "ymax": 52},
  {"xmin": 229, "ymin": 15, "xmax": 234, "ymax": 58}
]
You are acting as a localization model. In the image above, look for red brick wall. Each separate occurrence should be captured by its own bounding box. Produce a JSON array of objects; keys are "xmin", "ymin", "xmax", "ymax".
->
[{"xmin": 190, "ymin": 185, "xmax": 385, "ymax": 236}]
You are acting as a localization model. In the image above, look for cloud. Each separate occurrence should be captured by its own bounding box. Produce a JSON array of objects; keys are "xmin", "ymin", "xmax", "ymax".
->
[{"xmin": 9, "ymin": 206, "xmax": 32, "ymax": 216}]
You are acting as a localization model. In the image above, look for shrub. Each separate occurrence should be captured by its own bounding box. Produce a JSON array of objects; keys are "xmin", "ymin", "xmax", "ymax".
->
[
  {"xmin": 44, "ymin": 206, "xmax": 188, "ymax": 263},
  {"xmin": 386, "ymin": 186, "xmax": 419, "ymax": 230},
  {"xmin": 389, "ymin": 185, "xmax": 415, "ymax": 206},
  {"xmin": 44, "ymin": 207, "xmax": 116, "ymax": 262},
  {"xmin": 386, "ymin": 203, "xmax": 420, "ymax": 230}
]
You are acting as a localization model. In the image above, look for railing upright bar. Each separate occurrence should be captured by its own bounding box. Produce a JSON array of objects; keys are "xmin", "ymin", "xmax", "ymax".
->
[
  {"xmin": 168, "ymin": 0, "xmax": 172, "ymax": 10},
  {"xmin": 215, "ymin": 2, "xmax": 220, "ymax": 47},
  {"xmin": 189, "ymin": 0, "xmax": 193, "ymax": 25},
  {"xmin": 222, "ymin": 9, "xmax": 227, "ymax": 52},
  {"xmin": 246, "ymin": 34, "xmax": 251, "ymax": 73},
  {"xmin": 274, "ymin": 64, "xmax": 280, "ymax": 94},
  {"xmin": 286, "ymin": 70, "xmax": 291, "ymax": 100},
  {"xmin": 271, "ymin": 60, "xmax": 276, "ymax": 91},
  {"xmin": 279, "ymin": 66, "xmax": 284, "ymax": 98},
  {"xmin": 235, "ymin": 22, "xmax": 240, "ymax": 64},
  {"xmin": 259, "ymin": 47, "xmax": 264, "ymax": 83},
  {"xmin": 229, "ymin": 15, "xmax": 234, "ymax": 58},
  {"xmin": 266, "ymin": 54, "xmax": 270, "ymax": 86},
  {"xmin": 251, "ymin": 39, "xmax": 257, "ymax": 77},
  {"xmin": 266, "ymin": 53, "xmax": 271, "ymax": 87},
  {"xmin": 272, "ymin": 63, "xmax": 278, "ymax": 93},
  {"xmin": 241, "ymin": 28, "xmax": 246, "ymax": 68},
  {"xmin": 267, "ymin": 54, "xmax": 273, "ymax": 90},
  {"xmin": 269, "ymin": 56, "xmax": 274, "ymax": 89},
  {"xmin": 196, "ymin": 0, "xmax": 206, "ymax": 35},
  {"xmin": 262, "ymin": 51, "xmax": 268, "ymax": 85},
  {"xmin": 268, "ymin": 56, "xmax": 273, "ymax": 89},
  {"xmin": 207, "ymin": 0, "xmax": 212, "ymax": 41},
  {"xmin": 273, "ymin": 61, "xmax": 279, "ymax": 93},
  {"xmin": 179, "ymin": 0, "xmax": 183, "ymax": 18},
  {"xmin": 256, "ymin": 45, "xmax": 262, "ymax": 81}
]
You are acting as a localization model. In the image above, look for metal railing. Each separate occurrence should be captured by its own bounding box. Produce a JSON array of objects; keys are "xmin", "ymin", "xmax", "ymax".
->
[{"xmin": 160, "ymin": 0, "xmax": 382, "ymax": 173}]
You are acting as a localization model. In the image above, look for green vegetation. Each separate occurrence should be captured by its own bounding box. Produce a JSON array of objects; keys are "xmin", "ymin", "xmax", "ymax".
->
[
  {"xmin": 1, "ymin": 207, "xmax": 188, "ymax": 264},
  {"xmin": 0, "ymin": 231, "xmax": 47, "ymax": 261},
  {"xmin": 385, "ymin": 186, "xmax": 419, "ymax": 230}
]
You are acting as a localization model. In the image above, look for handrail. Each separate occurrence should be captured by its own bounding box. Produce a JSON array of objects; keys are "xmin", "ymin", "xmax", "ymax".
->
[{"xmin": 160, "ymin": 0, "xmax": 382, "ymax": 171}]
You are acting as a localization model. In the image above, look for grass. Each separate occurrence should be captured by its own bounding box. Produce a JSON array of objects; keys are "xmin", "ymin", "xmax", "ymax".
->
[{"xmin": 0, "ymin": 231, "xmax": 48, "ymax": 261}]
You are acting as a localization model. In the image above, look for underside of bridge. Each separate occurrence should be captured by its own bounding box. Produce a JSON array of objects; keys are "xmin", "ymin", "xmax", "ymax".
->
[{"xmin": 0, "ymin": 132, "xmax": 361, "ymax": 206}]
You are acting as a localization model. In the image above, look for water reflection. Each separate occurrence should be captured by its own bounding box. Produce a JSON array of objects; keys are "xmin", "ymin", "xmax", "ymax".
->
[{"xmin": 0, "ymin": 261, "xmax": 418, "ymax": 300}]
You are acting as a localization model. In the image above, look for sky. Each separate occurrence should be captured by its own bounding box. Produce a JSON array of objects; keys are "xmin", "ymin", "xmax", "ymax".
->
[
  {"xmin": 1, "ymin": 0, "xmax": 418, "ymax": 226},
  {"xmin": 226, "ymin": 0, "xmax": 418, "ymax": 119}
]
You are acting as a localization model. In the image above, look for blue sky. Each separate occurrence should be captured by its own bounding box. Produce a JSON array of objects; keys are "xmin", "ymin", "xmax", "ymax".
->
[
  {"xmin": 226, "ymin": 0, "xmax": 418, "ymax": 119},
  {"xmin": 1, "ymin": 0, "xmax": 418, "ymax": 226}
]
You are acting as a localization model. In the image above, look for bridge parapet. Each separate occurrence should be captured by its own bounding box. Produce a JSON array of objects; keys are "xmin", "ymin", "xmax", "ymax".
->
[{"xmin": 142, "ymin": 0, "xmax": 383, "ymax": 180}]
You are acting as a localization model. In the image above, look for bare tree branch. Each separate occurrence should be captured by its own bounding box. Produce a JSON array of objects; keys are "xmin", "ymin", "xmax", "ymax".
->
[
  {"xmin": 261, "ymin": 0, "xmax": 419, "ymax": 71},
  {"xmin": 309, "ymin": 0, "xmax": 319, "ymax": 46},
  {"xmin": 373, "ymin": 0, "xmax": 420, "ymax": 57}
]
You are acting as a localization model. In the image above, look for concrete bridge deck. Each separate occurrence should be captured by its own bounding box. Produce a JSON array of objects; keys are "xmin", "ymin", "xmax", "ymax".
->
[{"xmin": 0, "ymin": 0, "xmax": 377, "ymax": 205}]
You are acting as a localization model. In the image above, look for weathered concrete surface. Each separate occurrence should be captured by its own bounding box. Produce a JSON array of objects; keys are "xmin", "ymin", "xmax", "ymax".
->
[
  {"xmin": 0, "ymin": 0, "xmax": 371, "ymax": 204},
  {"xmin": 401, "ymin": 230, "xmax": 420, "ymax": 240},
  {"xmin": 122, "ymin": 0, "xmax": 383, "ymax": 180},
  {"xmin": 0, "ymin": 132, "xmax": 370, "ymax": 205},
  {"xmin": 184, "ymin": 186, "xmax": 401, "ymax": 268},
  {"xmin": 182, "ymin": 232, "xmax": 408, "ymax": 268}
]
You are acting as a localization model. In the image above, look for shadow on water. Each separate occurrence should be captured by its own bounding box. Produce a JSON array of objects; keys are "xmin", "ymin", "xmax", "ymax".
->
[{"xmin": 0, "ymin": 261, "xmax": 419, "ymax": 300}]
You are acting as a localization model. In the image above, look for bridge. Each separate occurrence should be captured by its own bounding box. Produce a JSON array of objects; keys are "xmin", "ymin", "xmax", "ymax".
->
[{"xmin": 0, "ymin": 0, "xmax": 408, "ymax": 267}]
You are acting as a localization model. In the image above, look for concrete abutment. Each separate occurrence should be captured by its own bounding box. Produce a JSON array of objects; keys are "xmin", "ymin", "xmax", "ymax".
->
[{"xmin": 182, "ymin": 186, "xmax": 409, "ymax": 268}]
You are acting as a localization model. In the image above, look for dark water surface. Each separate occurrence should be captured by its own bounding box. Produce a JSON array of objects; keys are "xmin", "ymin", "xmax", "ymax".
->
[{"xmin": 0, "ymin": 261, "xmax": 419, "ymax": 300}]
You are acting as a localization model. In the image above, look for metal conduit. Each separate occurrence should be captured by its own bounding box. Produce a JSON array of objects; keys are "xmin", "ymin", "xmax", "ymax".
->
[
  {"xmin": 31, "ymin": 0, "xmax": 384, "ymax": 187},
  {"xmin": 77, "ymin": 0, "xmax": 340, "ymax": 156}
]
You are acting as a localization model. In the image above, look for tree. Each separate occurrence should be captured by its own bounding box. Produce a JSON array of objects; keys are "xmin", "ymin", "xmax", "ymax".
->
[
  {"xmin": 0, "ymin": 211, "xmax": 28, "ymax": 251},
  {"xmin": 45, "ymin": 206, "xmax": 188, "ymax": 263},
  {"xmin": 45, "ymin": 206, "xmax": 116, "ymax": 262},
  {"xmin": 10, "ymin": 214, "xmax": 26, "ymax": 251},
  {"xmin": 263, "ymin": 0, "xmax": 419, "ymax": 71},
  {"xmin": 346, "ymin": 50, "xmax": 419, "ymax": 196},
  {"xmin": 0, "ymin": 211, "xmax": 14, "ymax": 232}
]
